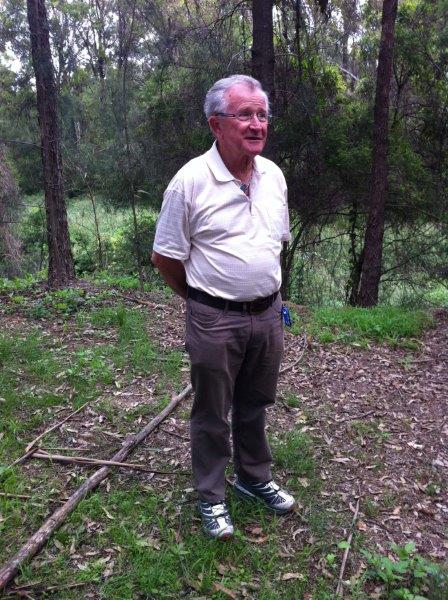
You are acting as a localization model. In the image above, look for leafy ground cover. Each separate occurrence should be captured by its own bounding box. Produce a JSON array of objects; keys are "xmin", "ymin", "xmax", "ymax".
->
[{"xmin": 0, "ymin": 281, "xmax": 446, "ymax": 599}]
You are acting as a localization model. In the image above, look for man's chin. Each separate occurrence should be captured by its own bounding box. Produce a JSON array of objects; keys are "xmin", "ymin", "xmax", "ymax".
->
[{"xmin": 244, "ymin": 140, "xmax": 266, "ymax": 155}]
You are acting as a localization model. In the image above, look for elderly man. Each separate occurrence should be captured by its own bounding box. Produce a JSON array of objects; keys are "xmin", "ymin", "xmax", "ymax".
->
[{"xmin": 152, "ymin": 74, "xmax": 295, "ymax": 540}]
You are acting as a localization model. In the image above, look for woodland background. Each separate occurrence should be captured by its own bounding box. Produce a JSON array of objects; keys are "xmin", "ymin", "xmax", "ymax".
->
[
  {"xmin": 0, "ymin": 0, "xmax": 446, "ymax": 308},
  {"xmin": 0, "ymin": 2, "xmax": 448, "ymax": 598}
]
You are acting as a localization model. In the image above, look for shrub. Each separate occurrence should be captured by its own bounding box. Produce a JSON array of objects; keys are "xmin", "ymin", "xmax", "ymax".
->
[{"xmin": 109, "ymin": 212, "xmax": 158, "ymax": 273}]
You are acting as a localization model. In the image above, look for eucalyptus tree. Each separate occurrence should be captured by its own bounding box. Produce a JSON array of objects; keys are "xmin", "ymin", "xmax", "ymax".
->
[{"xmin": 26, "ymin": 0, "xmax": 75, "ymax": 287}]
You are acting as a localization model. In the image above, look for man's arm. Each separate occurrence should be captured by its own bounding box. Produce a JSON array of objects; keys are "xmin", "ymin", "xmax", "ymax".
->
[{"xmin": 151, "ymin": 251, "xmax": 188, "ymax": 300}]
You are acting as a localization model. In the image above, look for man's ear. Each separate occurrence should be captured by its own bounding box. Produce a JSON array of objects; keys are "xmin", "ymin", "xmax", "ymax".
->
[{"xmin": 208, "ymin": 116, "xmax": 221, "ymax": 139}]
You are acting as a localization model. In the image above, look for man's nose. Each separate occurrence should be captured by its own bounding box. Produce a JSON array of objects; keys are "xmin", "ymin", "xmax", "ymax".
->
[{"xmin": 248, "ymin": 114, "xmax": 263, "ymax": 126}]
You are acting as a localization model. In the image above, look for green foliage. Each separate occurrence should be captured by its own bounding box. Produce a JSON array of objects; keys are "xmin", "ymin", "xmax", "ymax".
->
[
  {"xmin": 90, "ymin": 272, "xmax": 156, "ymax": 292},
  {"xmin": 0, "ymin": 272, "xmax": 40, "ymax": 293},
  {"xmin": 109, "ymin": 211, "xmax": 158, "ymax": 273},
  {"xmin": 292, "ymin": 306, "xmax": 433, "ymax": 346},
  {"xmin": 23, "ymin": 288, "xmax": 87, "ymax": 319},
  {"xmin": 425, "ymin": 285, "xmax": 448, "ymax": 308},
  {"xmin": 66, "ymin": 195, "xmax": 127, "ymax": 274},
  {"xmin": 283, "ymin": 392, "xmax": 301, "ymax": 408},
  {"xmin": 362, "ymin": 542, "xmax": 447, "ymax": 599},
  {"xmin": 19, "ymin": 198, "xmax": 47, "ymax": 273}
]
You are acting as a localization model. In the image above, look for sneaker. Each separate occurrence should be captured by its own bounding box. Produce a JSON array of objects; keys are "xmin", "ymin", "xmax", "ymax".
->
[
  {"xmin": 234, "ymin": 479, "xmax": 295, "ymax": 514},
  {"xmin": 197, "ymin": 500, "xmax": 234, "ymax": 540}
]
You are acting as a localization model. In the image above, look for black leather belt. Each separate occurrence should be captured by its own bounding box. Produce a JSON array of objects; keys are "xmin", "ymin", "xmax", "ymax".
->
[{"xmin": 187, "ymin": 286, "xmax": 278, "ymax": 315}]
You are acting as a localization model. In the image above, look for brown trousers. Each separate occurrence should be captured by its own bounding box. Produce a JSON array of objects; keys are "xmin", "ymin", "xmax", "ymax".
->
[{"xmin": 185, "ymin": 294, "xmax": 284, "ymax": 503}]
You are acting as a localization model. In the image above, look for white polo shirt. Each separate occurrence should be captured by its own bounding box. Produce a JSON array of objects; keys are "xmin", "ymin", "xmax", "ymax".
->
[{"xmin": 153, "ymin": 142, "xmax": 290, "ymax": 301}]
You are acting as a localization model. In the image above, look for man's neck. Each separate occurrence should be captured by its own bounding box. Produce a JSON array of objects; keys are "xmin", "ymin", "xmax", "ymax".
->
[{"xmin": 217, "ymin": 143, "xmax": 254, "ymax": 183}]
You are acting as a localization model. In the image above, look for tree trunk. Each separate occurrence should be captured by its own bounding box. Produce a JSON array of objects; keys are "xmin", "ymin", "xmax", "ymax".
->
[
  {"xmin": 251, "ymin": 0, "xmax": 275, "ymax": 103},
  {"xmin": 118, "ymin": 0, "xmax": 145, "ymax": 291},
  {"xmin": 27, "ymin": 0, "xmax": 75, "ymax": 288},
  {"xmin": 353, "ymin": 0, "xmax": 398, "ymax": 307}
]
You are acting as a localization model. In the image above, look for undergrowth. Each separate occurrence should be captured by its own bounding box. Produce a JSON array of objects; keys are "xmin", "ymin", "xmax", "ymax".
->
[{"xmin": 291, "ymin": 305, "xmax": 433, "ymax": 347}]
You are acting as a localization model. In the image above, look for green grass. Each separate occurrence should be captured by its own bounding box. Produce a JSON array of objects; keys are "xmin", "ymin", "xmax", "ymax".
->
[
  {"xmin": 0, "ymin": 326, "xmax": 336, "ymax": 598},
  {"xmin": 67, "ymin": 195, "xmax": 128, "ymax": 233},
  {"xmin": 0, "ymin": 303, "xmax": 184, "ymax": 472},
  {"xmin": 0, "ymin": 332, "xmax": 64, "ymax": 458},
  {"xmin": 282, "ymin": 392, "xmax": 301, "ymax": 408},
  {"xmin": 270, "ymin": 429, "xmax": 331, "ymax": 538},
  {"xmin": 291, "ymin": 305, "xmax": 433, "ymax": 346},
  {"xmin": 0, "ymin": 272, "xmax": 43, "ymax": 293},
  {"xmin": 89, "ymin": 304, "xmax": 183, "ymax": 384},
  {"xmin": 7, "ymin": 482, "xmax": 332, "ymax": 599},
  {"xmin": 1, "ymin": 285, "xmax": 445, "ymax": 598},
  {"xmin": 90, "ymin": 271, "xmax": 160, "ymax": 292},
  {"xmin": 0, "ymin": 299, "xmax": 191, "ymax": 593},
  {"xmin": 425, "ymin": 284, "xmax": 448, "ymax": 308}
]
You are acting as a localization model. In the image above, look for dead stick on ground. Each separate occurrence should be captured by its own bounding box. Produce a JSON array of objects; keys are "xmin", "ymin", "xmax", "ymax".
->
[
  {"xmin": 117, "ymin": 293, "xmax": 160, "ymax": 309},
  {"xmin": 0, "ymin": 492, "xmax": 68, "ymax": 504},
  {"xmin": 7, "ymin": 580, "xmax": 88, "ymax": 594},
  {"xmin": 25, "ymin": 399, "xmax": 95, "ymax": 453},
  {"xmin": 336, "ymin": 497, "xmax": 361, "ymax": 597},
  {"xmin": 5, "ymin": 448, "xmax": 37, "ymax": 471},
  {"xmin": 0, "ymin": 493, "xmax": 34, "ymax": 501},
  {"xmin": 0, "ymin": 383, "xmax": 192, "ymax": 592},
  {"xmin": 32, "ymin": 452, "xmax": 186, "ymax": 475}
]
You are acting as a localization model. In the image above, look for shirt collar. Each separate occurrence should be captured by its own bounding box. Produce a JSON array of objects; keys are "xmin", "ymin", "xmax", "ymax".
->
[{"xmin": 205, "ymin": 141, "xmax": 267, "ymax": 182}]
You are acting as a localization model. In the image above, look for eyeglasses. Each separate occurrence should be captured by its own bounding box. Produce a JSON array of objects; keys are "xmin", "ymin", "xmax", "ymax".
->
[{"xmin": 215, "ymin": 111, "xmax": 271, "ymax": 123}]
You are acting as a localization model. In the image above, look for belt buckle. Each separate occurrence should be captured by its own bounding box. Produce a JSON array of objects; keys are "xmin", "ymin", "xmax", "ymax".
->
[{"xmin": 249, "ymin": 300, "xmax": 267, "ymax": 315}]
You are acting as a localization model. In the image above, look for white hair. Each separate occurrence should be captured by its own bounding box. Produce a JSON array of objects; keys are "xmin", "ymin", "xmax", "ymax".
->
[{"xmin": 204, "ymin": 74, "xmax": 269, "ymax": 118}]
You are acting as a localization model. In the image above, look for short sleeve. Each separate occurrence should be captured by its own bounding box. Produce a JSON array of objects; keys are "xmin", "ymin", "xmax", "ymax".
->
[{"xmin": 153, "ymin": 187, "xmax": 191, "ymax": 260}]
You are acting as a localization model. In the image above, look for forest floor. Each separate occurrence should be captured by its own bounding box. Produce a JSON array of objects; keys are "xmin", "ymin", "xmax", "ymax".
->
[{"xmin": 0, "ymin": 281, "xmax": 446, "ymax": 599}]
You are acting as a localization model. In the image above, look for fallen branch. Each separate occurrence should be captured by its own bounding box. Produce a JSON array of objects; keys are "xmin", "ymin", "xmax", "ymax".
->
[
  {"xmin": 157, "ymin": 426, "xmax": 190, "ymax": 441},
  {"xmin": 25, "ymin": 399, "xmax": 94, "ymax": 453},
  {"xmin": 336, "ymin": 497, "xmax": 361, "ymax": 597},
  {"xmin": 0, "ymin": 383, "xmax": 192, "ymax": 592},
  {"xmin": 6, "ymin": 580, "xmax": 88, "ymax": 597},
  {"xmin": 117, "ymin": 293, "xmax": 160, "ymax": 309},
  {"xmin": 0, "ymin": 492, "xmax": 67, "ymax": 504},
  {"xmin": 0, "ymin": 493, "xmax": 34, "ymax": 501},
  {"xmin": 32, "ymin": 452, "xmax": 186, "ymax": 475},
  {"xmin": 40, "ymin": 446, "xmax": 95, "ymax": 452},
  {"xmin": 5, "ymin": 448, "xmax": 37, "ymax": 471}
]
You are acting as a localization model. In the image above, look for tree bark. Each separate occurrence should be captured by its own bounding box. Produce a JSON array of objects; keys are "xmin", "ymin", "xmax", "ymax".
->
[
  {"xmin": 27, "ymin": 0, "xmax": 75, "ymax": 288},
  {"xmin": 251, "ymin": 0, "xmax": 275, "ymax": 103},
  {"xmin": 353, "ymin": 0, "xmax": 398, "ymax": 307}
]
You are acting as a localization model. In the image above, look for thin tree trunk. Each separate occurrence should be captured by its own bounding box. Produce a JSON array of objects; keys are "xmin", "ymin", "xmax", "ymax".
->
[
  {"xmin": 354, "ymin": 0, "xmax": 398, "ymax": 307},
  {"xmin": 88, "ymin": 190, "xmax": 104, "ymax": 269},
  {"xmin": 26, "ymin": 0, "xmax": 75, "ymax": 288},
  {"xmin": 347, "ymin": 200, "xmax": 362, "ymax": 305},
  {"xmin": 252, "ymin": 0, "xmax": 275, "ymax": 103},
  {"xmin": 119, "ymin": 0, "xmax": 145, "ymax": 291}
]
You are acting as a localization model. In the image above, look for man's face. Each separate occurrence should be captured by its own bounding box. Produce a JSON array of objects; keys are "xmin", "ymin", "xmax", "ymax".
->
[{"xmin": 209, "ymin": 84, "xmax": 268, "ymax": 162}]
